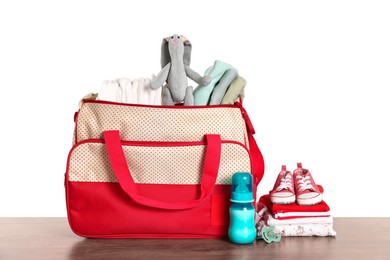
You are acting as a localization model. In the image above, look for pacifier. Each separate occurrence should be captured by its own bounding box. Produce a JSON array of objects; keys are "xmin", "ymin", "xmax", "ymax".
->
[{"xmin": 260, "ymin": 226, "xmax": 282, "ymax": 243}]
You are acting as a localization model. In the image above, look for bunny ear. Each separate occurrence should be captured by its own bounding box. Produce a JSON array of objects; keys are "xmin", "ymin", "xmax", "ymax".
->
[
  {"xmin": 160, "ymin": 37, "xmax": 170, "ymax": 68},
  {"xmin": 182, "ymin": 35, "xmax": 192, "ymax": 66}
]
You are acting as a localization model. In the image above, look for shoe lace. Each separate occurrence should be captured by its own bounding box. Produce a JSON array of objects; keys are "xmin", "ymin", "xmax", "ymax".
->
[
  {"xmin": 296, "ymin": 175, "xmax": 314, "ymax": 192},
  {"xmin": 276, "ymin": 174, "xmax": 293, "ymax": 191}
]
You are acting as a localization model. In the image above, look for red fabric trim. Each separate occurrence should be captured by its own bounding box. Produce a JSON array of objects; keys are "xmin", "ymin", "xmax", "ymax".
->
[
  {"xmin": 248, "ymin": 133, "xmax": 265, "ymax": 188},
  {"xmin": 233, "ymin": 101, "xmax": 265, "ymax": 188},
  {"xmin": 82, "ymin": 99, "xmax": 240, "ymax": 109},
  {"xmin": 73, "ymin": 111, "xmax": 78, "ymax": 123},
  {"xmin": 73, "ymin": 109, "xmax": 80, "ymax": 143},
  {"xmin": 273, "ymin": 215, "xmax": 331, "ymax": 220},
  {"xmin": 71, "ymin": 138, "xmax": 250, "ymax": 155},
  {"xmin": 235, "ymin": 102, "xmax": 255, "ymax": 135},
  {"xmin": 117, "ymin": 139, "xmax": 249, "ymax": 150}
]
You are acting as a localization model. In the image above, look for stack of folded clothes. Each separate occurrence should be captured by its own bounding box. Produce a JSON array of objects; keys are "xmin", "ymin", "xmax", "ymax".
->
[
  {"xmin": 257, "ymin": 190, "xmax": 336, "ymax": 237},
  {"xmin": 256, "ymin": 163, "xmax": 336, "ymax": 237}
]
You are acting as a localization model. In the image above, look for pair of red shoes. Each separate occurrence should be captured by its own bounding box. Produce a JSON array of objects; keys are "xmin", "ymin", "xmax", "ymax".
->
[{"xmin": 270, "ymin": 163, "xmax": 323, "ymax": 206}]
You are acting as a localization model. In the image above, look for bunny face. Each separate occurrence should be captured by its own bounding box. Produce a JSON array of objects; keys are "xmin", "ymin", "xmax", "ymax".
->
[
  {"xmin": 168, "ymin": 34, "xmax": 185, "ymax": 58},
  {"xmin": 161, "ymin": 34, "xmax": 192, "ymax": 68}
]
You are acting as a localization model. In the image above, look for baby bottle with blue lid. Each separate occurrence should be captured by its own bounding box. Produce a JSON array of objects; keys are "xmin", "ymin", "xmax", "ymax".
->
[{"xmin": 228, "ymin": 172, "xmax": 256, "ymax": 244}]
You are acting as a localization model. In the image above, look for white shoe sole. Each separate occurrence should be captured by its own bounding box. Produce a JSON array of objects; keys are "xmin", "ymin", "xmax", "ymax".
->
[
  {"xmin": 271, "ymin": 194, "xmax": 296, "ymax": 205},
  {"xmin": 297, "ymin": 193, "xmax": 322, "ymax": 206}
]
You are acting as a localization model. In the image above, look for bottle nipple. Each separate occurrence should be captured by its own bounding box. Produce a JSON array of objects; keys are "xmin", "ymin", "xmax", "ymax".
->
[{"xmin": 231, "ymin": 172, "xmax": 254, "ymax": 203}]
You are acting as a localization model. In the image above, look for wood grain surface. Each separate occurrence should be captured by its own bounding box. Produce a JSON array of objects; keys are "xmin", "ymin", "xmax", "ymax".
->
[{"xmin": 0, "ymin": 218, "xmax": 389, "ymax": 260}]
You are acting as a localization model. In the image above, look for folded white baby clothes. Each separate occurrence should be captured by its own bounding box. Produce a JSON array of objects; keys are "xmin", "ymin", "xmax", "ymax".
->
[
  {"xmin": 273, "ymin": 223, "xmax": 337, "ymax": 237},
  {"xmin": 266, "ymin": 213, "xmax": 336, "ymax": 237},
  {"xmin": 97, "ymin": 76, "xmax": 162, "ymax": 105},
  {"xmin": 117, "ymin": 78, "xmax": 133, "ymax": 103},
  {"xmin": 97, "ymin": 80, "xmax": 118, "ymax": 102}
]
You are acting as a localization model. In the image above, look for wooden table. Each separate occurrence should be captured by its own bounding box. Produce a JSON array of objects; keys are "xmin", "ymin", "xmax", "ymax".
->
[{"xmin": 0, "ymin": 218, "xmax": 389, "ymax": 260}]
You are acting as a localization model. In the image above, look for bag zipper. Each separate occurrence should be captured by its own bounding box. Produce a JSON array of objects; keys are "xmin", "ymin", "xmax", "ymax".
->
[
  {"xmin": 72, "ymin": 138, "xmax": 249, "ymax": 152},
  {"xmin": 81, "ymin": 99, "xmax": 240, "ymax": 109}
]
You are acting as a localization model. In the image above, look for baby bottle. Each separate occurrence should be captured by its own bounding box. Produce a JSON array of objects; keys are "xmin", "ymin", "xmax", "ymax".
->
[{"xmin": 228, "ymin": 172, "xmax": 256, "ymax": 244}]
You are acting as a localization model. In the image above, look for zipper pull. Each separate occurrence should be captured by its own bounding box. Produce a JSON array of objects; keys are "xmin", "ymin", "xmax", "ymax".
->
[
  {"xmin": 74, "ymin": 111, "xmax": 78, "ymax": 122},
  {"xmin": 235, "ymin": 102, "xmax": 255, "ymax": 135}
]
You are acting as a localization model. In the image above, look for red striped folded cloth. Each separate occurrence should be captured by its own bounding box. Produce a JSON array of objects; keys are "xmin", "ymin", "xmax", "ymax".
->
[{"xmin": 259, "ymin": 185, "xmax": 331, "ymax": 219}]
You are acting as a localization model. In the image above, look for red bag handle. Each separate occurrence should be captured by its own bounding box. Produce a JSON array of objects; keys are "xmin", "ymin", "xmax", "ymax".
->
[{"xmin": 104, "ymin": 130, "xmax": 221, "ymax": 210}]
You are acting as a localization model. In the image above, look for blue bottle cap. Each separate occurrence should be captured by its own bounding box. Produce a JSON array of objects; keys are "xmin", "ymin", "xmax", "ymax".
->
[{"xmin": 230, "ymin": 172, "xmax": 254, "ymax": 203}]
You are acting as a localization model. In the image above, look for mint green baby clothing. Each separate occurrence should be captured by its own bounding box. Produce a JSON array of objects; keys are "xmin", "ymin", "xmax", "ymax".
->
[{"xmin": 193, "ymin": 60, "xmax": 233, "ymax": 106}]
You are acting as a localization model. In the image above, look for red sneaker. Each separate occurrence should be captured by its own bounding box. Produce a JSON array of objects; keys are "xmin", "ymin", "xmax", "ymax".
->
[
  {"xmin": 293, "ymin": 163, "xmax": 323, "ymax": 205},
  {"xmin": 270, "ymin": 165, "xmax": 295, "ymax": 204}
]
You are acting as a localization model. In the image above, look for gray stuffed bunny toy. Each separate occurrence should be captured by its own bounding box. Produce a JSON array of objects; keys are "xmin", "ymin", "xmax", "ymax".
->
[{"xmin": 150, "ymin": 34, "xmax": 211, "ymax": 105}]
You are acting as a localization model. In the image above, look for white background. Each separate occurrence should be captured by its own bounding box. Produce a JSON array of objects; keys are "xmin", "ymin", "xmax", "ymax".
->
[{"xmin": 0, "ymin": 0, "xmax": 389, "ymax": 217}]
